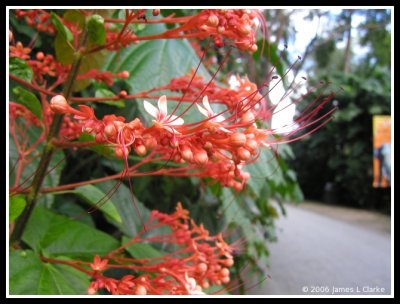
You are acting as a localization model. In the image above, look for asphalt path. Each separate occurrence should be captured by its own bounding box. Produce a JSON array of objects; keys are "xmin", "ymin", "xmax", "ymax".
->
[{"xmin": 247, "ymin": 202, "xmax": 392, "ymax": 296}]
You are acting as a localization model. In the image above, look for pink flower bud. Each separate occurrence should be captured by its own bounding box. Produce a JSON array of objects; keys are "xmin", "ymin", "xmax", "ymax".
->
[
  {"xmin": 134, "ymin": 145, "xmax": 147, "ymax": 156},
  {"xmin": 36, "ymin": 52, "xmax": 45, "ymax": 60},
  {"xmin": 245, "ymin": 139, "xmax": 258, "ymax": 151},
  {"xmin": 119, "ymin": 90, "xmax": 128, "ymax": 98},
  {"xmin": 250, "ymin": 44, "xmax": 258, "ymax": 52},
  {"xmin": 197, "ymin": 263, "xmax": 208, "ymax": 273},
  {"xmin": 135, "ymin": 285, "xmax": 147, "ymax": 295},
  {"xmin": 152, "ymin": 9, "xmax": 160, "ymax": 16},
  {"xmin": 221, "ymin": 276, "xmax": 230, "ymax": 284},
  {"xmin": 240, "ymin": 111, "xmax": 255, "ymax": 124},
  {"xmin": 181, "ymin": 147, "xmax": 193, "ymax": 162},
  {"xmin": 194, "ymin": 149, "xmax": 208, "ymax": 166},
  {"xmin": 207, "ymin": 14, "xmax": 219, "ymax": 27},
  {"xmin": 230, "ymin": 133, "xmax": 246, "ymax": 146},
  {"xmin": 50, "ymin": 95, "xmax": 69, "ymax": 114},
  {"xmin": 9, "ymin": 30, "xmax": 13, "ymax": 42},
  {"xmin": 144, "ymin": 137, "xmax": 157, "ymax": 149},
  {"xmin": 115, "ymin": 146, "xmax": 130, "ymax": 159},
  {"xmin": 237, "ymin": 147, "xmax": 251, "ymax": 161},
  {"xmin": 104, "ymin": 124, "xmax": 117, "ymax": 137},
  {"xmin": 224, "ymin": 258, "xmax": 234, "ymax": 267},
  {"xmin": 119, "ymin": 70, "xmax": 130, "ymax": 78}
]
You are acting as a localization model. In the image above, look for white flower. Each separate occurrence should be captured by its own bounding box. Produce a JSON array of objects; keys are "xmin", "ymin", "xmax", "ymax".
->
[
  {"xmin": 144, "ymin": 95, "xmax": 184, "ymax": 134},
  {"xmin": 184, "ymin": 273, "xmax": 205, "ymax": 295},
  {"xmin": 196, "ymin": 96, "xmax": 231, "ymax": 133}
]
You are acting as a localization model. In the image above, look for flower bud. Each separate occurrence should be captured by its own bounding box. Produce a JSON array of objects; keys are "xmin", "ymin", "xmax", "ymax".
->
[
  {"xmin": 104, "ymin": 124, "xmax": 117, "ymax": 137},
  {"xmin": 221, "ymin": 276, "xmax": 230, "ymax": 284},
  {"xmin": 237, "ymin": 147, "xmax": 251, "ymax": 161},
  {"xmin": 119, "ymin": 70, "xmax": 130, "ymax": 78},
  {"xmin": 197, "ymin": 263, "xmax": 208, "ymax": 273},
  {"xmin": 181, "ymin": 147, "xmax": 193, "ymax": 162},
  {"xmin": 244, "ymin": 139, "xmax": 258, "ymax": 151},
  {"xmin": 230, "ymin": 133, "xmax": 246, "ymax": 146},
  {"xmin": 135, "ymin": 285, "xmax": 147, "ymax": 295},
  {"xmin": 152, "ymin": 9, "xmax": 160, "ymax": 16},
  {"xmin": 115, "ymin": 146, "xmax": 130, "ymax": 159},
  {"xmin": 224, "ymin": 258, "xmax": 234, "ymax": 267},
  {"xmin": 238, "ymin": 24, "xmax": 252, "ymax": 35},
  {"xmin": 134, "ymin": 144, "xmax": 147, "ymax": 156},
  {"xmin": 207, "ymin": 14, "xmax": 219, "ymax": 27},
  {"xmin": 194, "ymin": 149, "xmax": 208, "ymax": 166},
  {"xmin": 217, "ymin": 26, "xmax": 225, "ymax": 34},
  {"xmin": 50, "ymin": 95, "xmax": 69, "ymax": 114},
  {"xmin": 144, "ymin": 137, "xmax": 157, "ymax": 149},
  {"xmin": 36, "ymin": 52, "xmax": 45, "ymax": 60},
  {"xmin": 119, "ymin": 90, "xmax": 128, "ymax": 98},
  {"xmin": 250, "ymin": 44, "xmax": 258, "ymax": 52},
  {"xmin": 233, "ymin": 181, "xmax": 243, "ymax": 191},
  {"xmin": 9, "ymin": 30, "xmax": 13, "ymax": 42},
  {"xmin": 240, "ymin": 111, "xmax": 255, "ymax": 124},
  {"xmin": 220, "ymin": 268, "xmax": 230, "ymax": 277}
]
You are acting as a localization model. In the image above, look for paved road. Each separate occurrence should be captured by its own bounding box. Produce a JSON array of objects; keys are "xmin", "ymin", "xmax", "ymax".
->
[{"xmin": 247, "ymin": 202, "xmax": 392, "ymax": 296}]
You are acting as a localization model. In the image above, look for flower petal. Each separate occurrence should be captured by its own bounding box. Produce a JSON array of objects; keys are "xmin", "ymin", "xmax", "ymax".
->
[
  {"xmin": 196, "ymin": 103, "xmax": 209, "ymax": 117},
  {"xmin": 202, "ymin": 96, "xmax": 213, "ymax": 114},
  {"xmin": 158, "ymin": 95, "xmax": 168, "ymax": 118},
  {"xmin": 167, "ymin": 115, "xmax": 184, "ymax": 125},
  {"xmin": 143, "ymin": 100, "xmax": 159, "ymax": 119}
]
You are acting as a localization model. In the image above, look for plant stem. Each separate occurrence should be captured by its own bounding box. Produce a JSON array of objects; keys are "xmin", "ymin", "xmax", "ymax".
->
[{"xmin": 10, "ymin": 32, "xmax": 88, "ymax": 246}]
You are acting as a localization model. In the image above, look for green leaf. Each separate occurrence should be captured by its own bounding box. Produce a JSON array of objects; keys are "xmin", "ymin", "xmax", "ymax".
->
[
  {"xmin": 12, "ymin": 86, "xmax": 42, "ymax": 119},
  {"xmin": 10, "ymin": 250, "xmax": 90, "ymax": 295},
  {"xmin": 87, "ymin": 14, "xmax": 106, "ymax": 45},
  {"xmin": 95, "ymin": 88, "xmax": 125, "ymax": 108},
  {"xmin": 71, "ymin": 184, "xmax": 122, "ymax": 224},
  {"xmin": 9, "ymin": 57, "xmax": 33, "ymax": 82},
  {"xmin": 54, "ymin": 33, "xmax": 75, "ymax": 64},
  {"xmin": 104, "ymin": 36, "xmax": 210, "ymax": 93},
  {"xmin": 22, "ymin": 206, "xmax": 119, "ymax": 259},
  {"xmin": 123, "ymin": 236, "xmax": 163, "ymax": 259},
  {"xmin": 9, "ymin": 194, "xmax": 27, "ymax": 222},
  {"xmin": 64, "ymin": 9, "xmax": 86, "ymax": 29},
  {"xmin": 9, "ymin": 128, "xmax": 64, "ymax": 205},
  {"xmin": 103, "ymin": 23, "xmax": 210, "ymax": 121},
  {"xmin": 50, "ymin": 12, "xmax": 73, "ymax": 43},
  {"xmin": 77, "ymin": 133, "xmax": 115, "ymax": 158},
  {"xmin": 54, "ymin": 11, "xmax": 107, "ymax": 91},
  {"xmin": 97, "ymin": 181, "xmax": 151, "ymax": 237}
]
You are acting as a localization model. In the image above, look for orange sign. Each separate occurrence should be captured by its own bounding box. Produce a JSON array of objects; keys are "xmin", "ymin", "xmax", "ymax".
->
[{"xmin": 372, "ymin": 115, "xmax": 391, "ymax": 187}]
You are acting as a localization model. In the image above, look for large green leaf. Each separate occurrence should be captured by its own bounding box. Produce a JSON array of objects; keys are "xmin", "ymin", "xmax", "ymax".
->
[
  {"xmin": 123, "ymin": 236, "xmax": 163, "ymax": 260},
  {"xmin": 12, "ymin": 86, "xmax": 43, "ymax": 119},
  {"xmin": 104, "ymin": 37, "xmax": 209, "ymax": 93},
  {"xmin": 10, "ymin": 250, "xmax": 90, "ymax": 295},
  {"xmin": 54, "ymin": 10, "xmax": 107, "ymax": 92},
  {"xmin": 103, "ymin": 22, "xmax": 210, "ymax": 109},
  {"xmin": 9, "ymin": 57, "xmax": 33, "ymax": 83},
  {"xmin": 22, "ymin": 207, "xmax": 119, "ymax": 259},
  {"xmin": 97, "ymin": 181, "xmax": 151, "ymax": 237},
  {"xmin": 71, "ymin": 184, "xmax": 122, "ymax": 224},
  {"xmin": 9, "ymin": 127, "xmax": 64, "ymax": 206},
  {"xmin": 50, "ymin": 12, "xmax": 74, "ymax": 43}
]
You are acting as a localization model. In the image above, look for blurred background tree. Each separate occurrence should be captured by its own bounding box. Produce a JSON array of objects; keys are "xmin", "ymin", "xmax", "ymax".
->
[{"xmin": 284, "ymin": 9, "xmax": 392, "ymax": 212}]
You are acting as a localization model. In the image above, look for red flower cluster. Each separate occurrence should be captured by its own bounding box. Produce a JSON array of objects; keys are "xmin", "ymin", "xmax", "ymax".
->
[
  {"xmin": 14, "ymin": 9, "xmax": 55, "ymax": 34},
  {"xmin": 86, "ymin": 203, "xmax": 233, "ymax": 295},
  {"xmin": 188, "ymin": 9, "xmax": 261, "ymax": 51}
]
